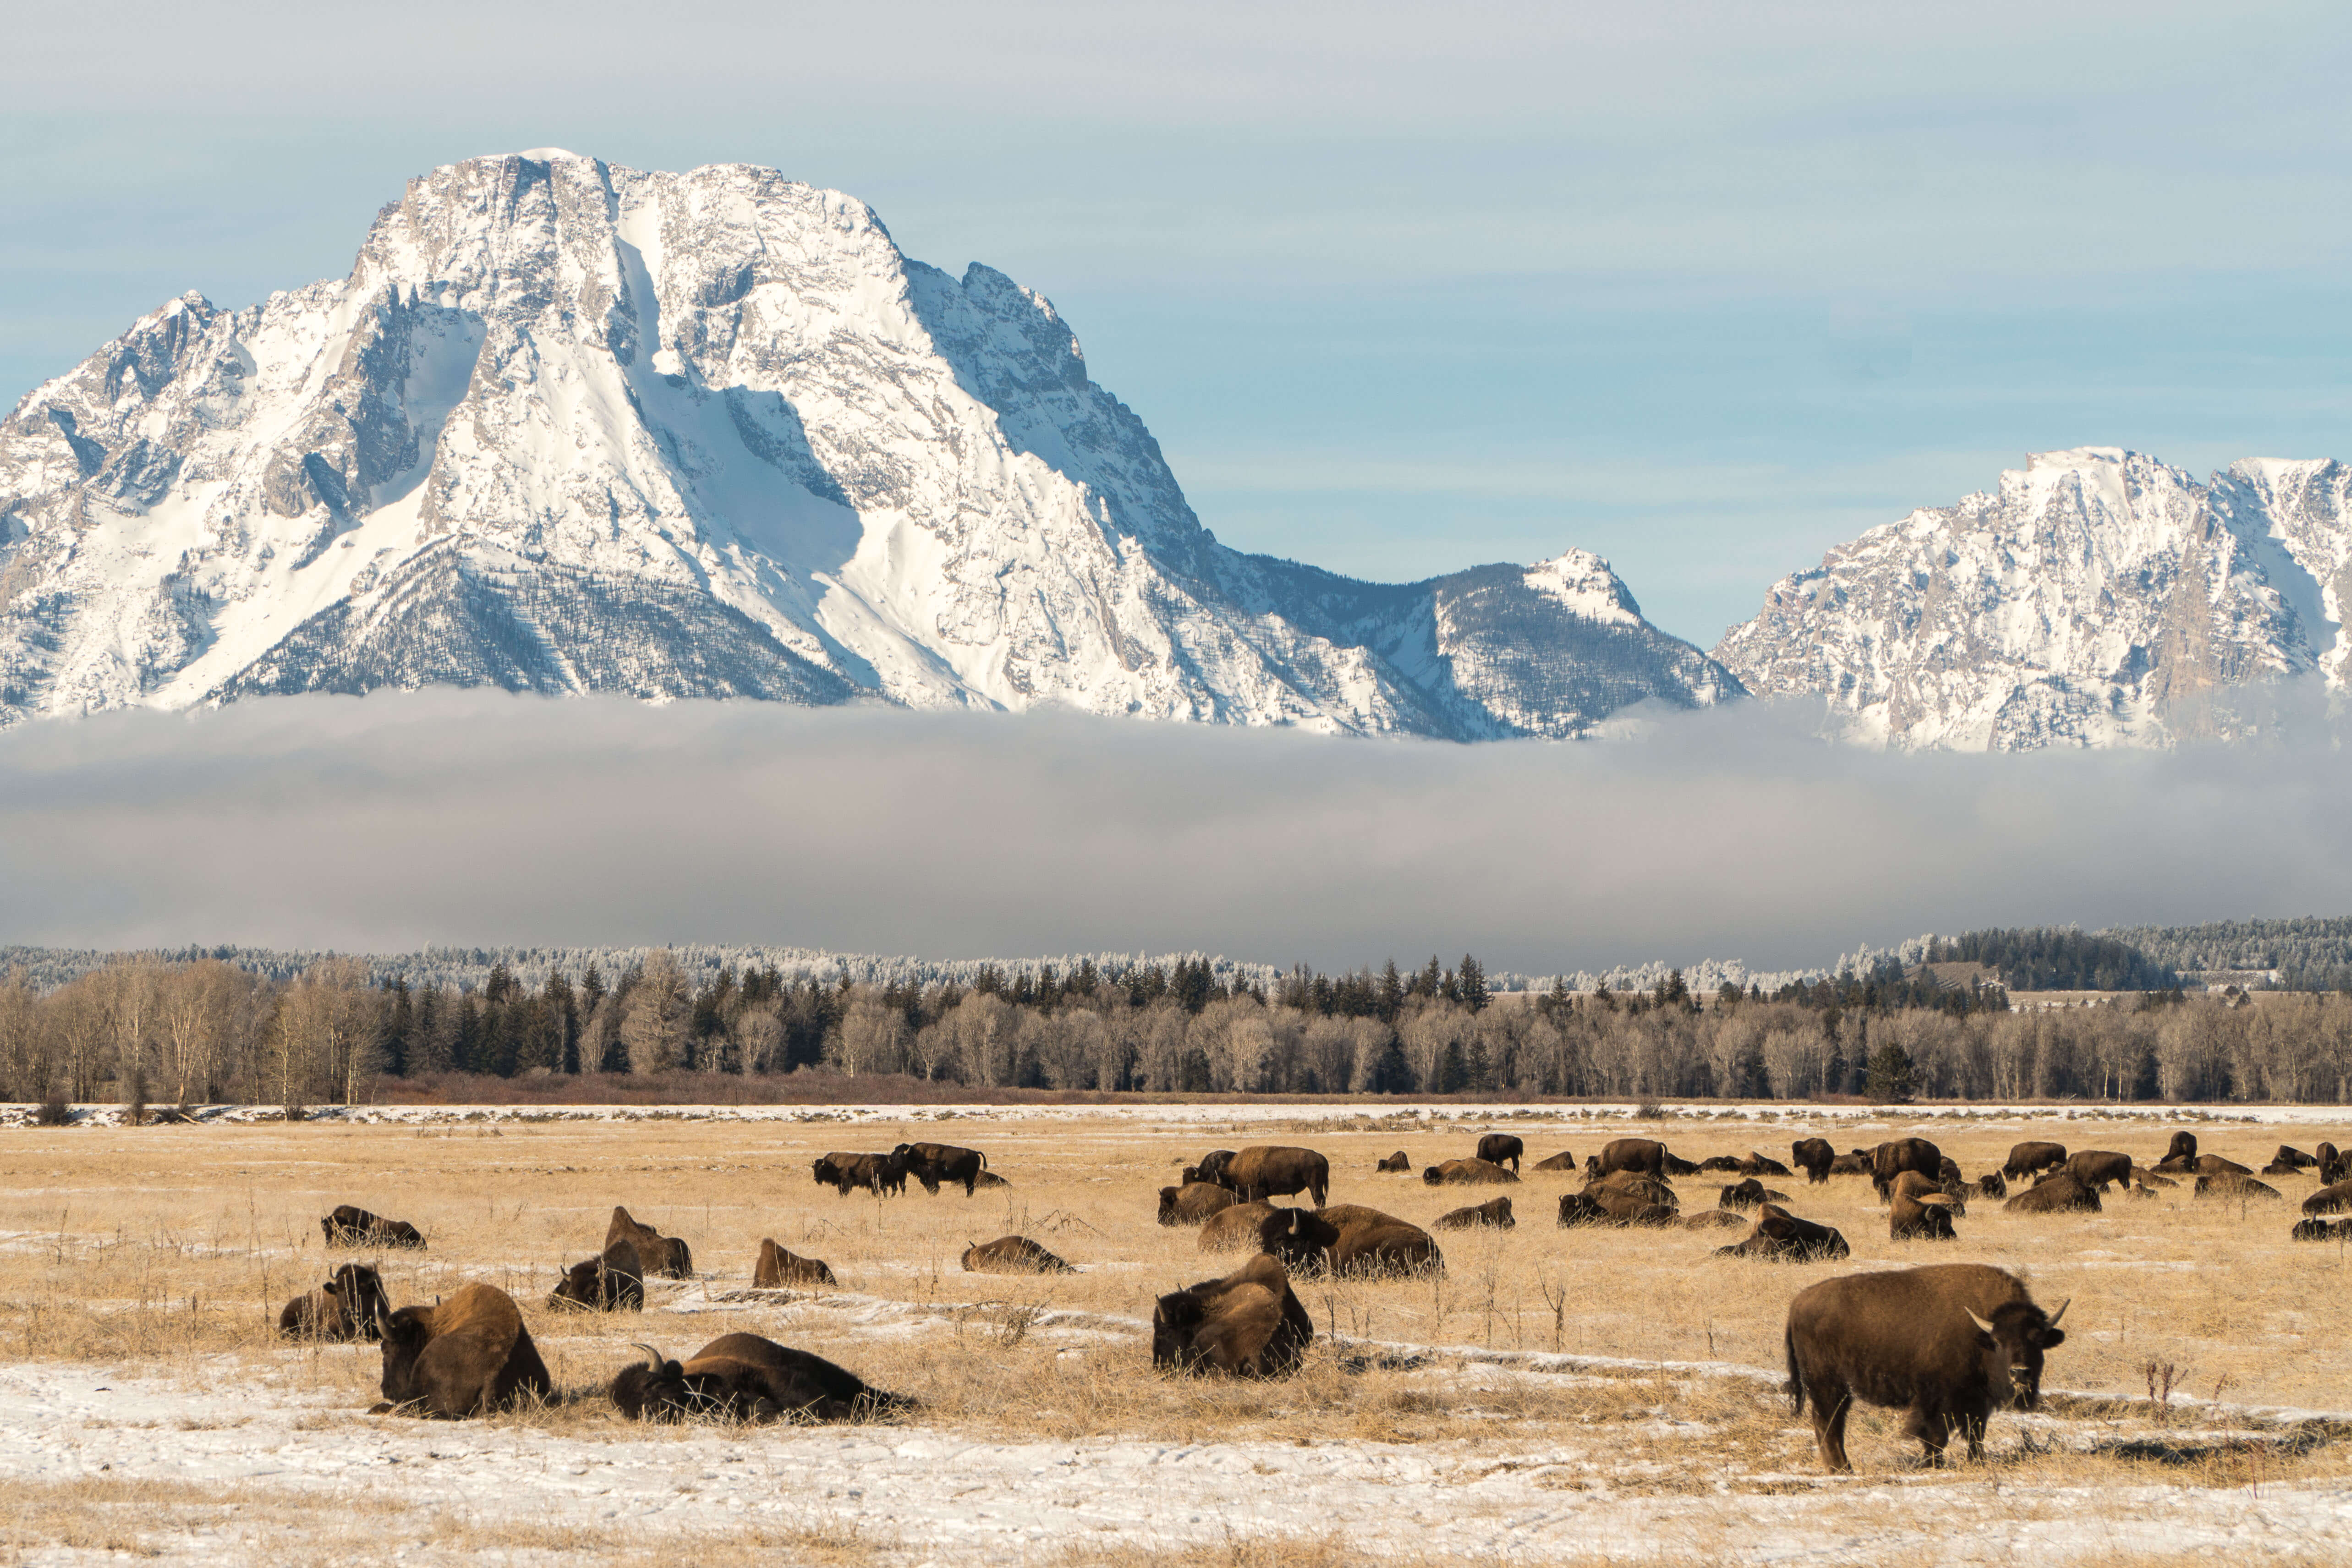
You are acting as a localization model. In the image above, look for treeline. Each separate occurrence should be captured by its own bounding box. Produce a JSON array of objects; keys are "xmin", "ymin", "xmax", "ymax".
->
[
  {"xmin": 6, "ymin": 951, "xmax": 2352, "ymax": 1107},
  {"xmin": 2106, "ymin": 916, "xmax": 2352, "ymax": 992},
  {"xmin": 1929, "ymin": 928, "xmax": 2178, "ymax": 992}
]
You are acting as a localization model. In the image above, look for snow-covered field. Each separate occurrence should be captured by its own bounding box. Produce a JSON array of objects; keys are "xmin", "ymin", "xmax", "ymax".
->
[{"xmin": 4, "ymin": 1105, "xmax": 2350, "ymax": 1564}]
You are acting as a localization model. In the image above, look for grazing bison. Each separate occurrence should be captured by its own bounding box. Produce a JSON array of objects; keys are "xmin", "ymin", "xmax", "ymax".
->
[
  {"xmin": 1375, "ymin": 1150, "xmax": 1412, "ymax": 1173},
  {"xmin": 2293, "ymin": 1217, "xmax": 2352, "ymax": 1242},
  {"xmin": 2005, "ymin": 1171, "xmax": 2100, "ymax": 1214},
  {"xmin": 279, "ymin": 1262, "xmax": 389, "ymax": 1341},
  {"xmin": 1153, "ymin": 1253, "xmax": 1314, "ymax": 1377},
  {"xmin": 1422, "ymin": 1158, "xmax": 1519, "ymax": 1186},
  {"xmin": 2195, "ymin": 1172, "xmax": 2281, "ymax": 1202},
  {"xmin": 752, "ymin": 1239, "xmax": 837, "ymax": 1288},
  {"xmin": 962, "ymin": 1235, "xmax": 1075, "ymax": 1274},
  {"xmin": 548, "ymin": 1239, "xmax": 645, "ymax": 1312},
  {"xmin": 372, "ymin": 1283, "xmax": 550, "ymax": 1419},
  {"xmin": 2003, "ymin": 1142, "xmax": 2067, "ymax": 1180},
  {"xmin": 1970, "ymin": 1171, "xmax": 2008, "ymax": 1201},
  {"xmin": 1889, "ymin": 1172, "xmax": 1958, "ymax": 1241},
  {"xmin": 2319, "ymin": 1143, "xmax": 2348, "ymax": 1186},
  {"xmin": 2153, "ymin": 1131, "xmax": 2198, "ymax": 1173},
  {"xmin": 1716, "ymin": 1203, "xmax": 1850, "ymax": 1261},
  {"xmin": 1593, "ymin": 1138, "xmax": 1673, "ymax": 1178},
  {"xmin": 1872, "ymin": 1138, "xmax": 1944, "ymax": 1201},
  {"xmin": 1718, "ymin": 1178, "xmax": 1789, "ymax": 1210},
  {"xmin": 1784, "ymin": 1263, "xmax": 2067, "ymax": 1471},
  {"xmin": 605, "ymin": 1207, "xmax": 694, "ymax": 1279},
  {"xmin": 1185, "ymin": 1150, "xmax": 1239, "ymax": 1188},
  {"xmin": 892, "ymin": 1142, "xmax": 989, "ymax": 1196},
  {"xmin": 612, "ymin": 1333, "xmax": 909, "ymax": 1422},
  {"xmin": 1475, "ymin": 1134, "xmax": 1524, "ymax": 1172},
  {"xmin": 1198, "ymin": 1200, "xmax": 1279, "ymax": 1251},
  {"xmin": 812, "ymin": 1151, "xmax": 910, "ymax": 1199},
  {"xmin": 1159, "ymin": 1182, "xmax": 1241, "ymax": 1225},
  {"xmin": 2066, "ymin": 1151, "xmax": 2135, "ymax": 1191},
  {"xmin": 2303, "ymin": 1180, "xmax": 2352, "ymax": 1217},
  {"xmin": 1530, "ymin": 1150, "xmax": 1580, "ymax": 1172},
  {"xmin": 322, "ymin": 1206, "xmax": 424, "ymax": 1249},
  {"xmin": 1792, "ymin": 1138, "xmax": 1837, "ymax": 1183},
  {"xmin": 1434, "ymin": 1196, "xmax": 1515, "ymax": 1230},
  {"xmin": 1223, "ymin": 1146, "xmax": 1332, "ymax": 1206}
]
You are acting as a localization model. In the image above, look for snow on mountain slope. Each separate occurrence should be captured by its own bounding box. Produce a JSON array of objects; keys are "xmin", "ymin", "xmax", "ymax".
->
[
  {"xmin": 1712, "ymin": 447, "xmax": 2351, "ymax": 750},
  {"xmin": 0, "ymin": 152, "xmax": 1738, "ymax": 740}
]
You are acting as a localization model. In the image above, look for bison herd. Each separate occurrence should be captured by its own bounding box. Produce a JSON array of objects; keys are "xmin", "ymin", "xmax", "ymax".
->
[{"xmin": 264, "ymin": 1121, "xmax": 2307, "ymax": 1472}]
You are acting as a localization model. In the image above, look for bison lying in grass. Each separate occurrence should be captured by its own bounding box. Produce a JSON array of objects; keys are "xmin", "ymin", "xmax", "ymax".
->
[
  {"xmin": 752, "ymin": 1239, "xmax": 837, "ymax": 1287},
  {"xmin": 1375, "ymin": 1150, "xmax": 1412, "ymax": 1173},
  {"xmin": 1889, "ymin": 1172, "xmax": 1957, "ymax": 1241},
  {"xmin": 963, "ymin": 1235, "xmax": 1075, "ymax": 1274},
  {"xmin": 2302, "ymin": 1179, "xmax": 2352, "ymax": 1217},
  {"xmin": 606, "ymin": 1207, "xmax": 693, "ymax": 1278},
  {"xmin": 1422, "ymin": 1158, "xmax": 1518, "ymax": 1186},
  {"xmin": 2005, "ymin": 1171, "xmax": 2100, "ymax": 1214},
  {"xmin": 1434, "ymin": 1196, "xmax": 1514, "ymax": 1229},
  {"xmin": 322, "ymin": 1205, "xmax": 423, "ymax": 1249},
  {"xmin": 612, "ymin": 1333, "xmax": 910, "ymax": 1422},
  {"xmin": 1715, "ymin": 1203, "xmax": 1849, "ymax": 1261},
  {"xmin": 372, "ymin": 1283, "xmax": 550, "ymax": 1419},
  {"xmin": 1152, "ymin": 1253, "xmax": 1313, "ymax": 1377},
  {"xmin": 1261, "ymin": 1205, "xmax": 1443, "ymax": 1277},
  {"xmin": 1718, "ymin": 1178, "xmax": 1788, "ymax": 1210},
  {"xmin": 1530, "ymin": 1150, "xmax": 1580, "ymax": 1172},
  {"xmin": 280, "ymin": 1263, "xmax": 389, "ymax": 1341},
  {"xmin": 1197, "ymin": 1201, "xmax": 1279, "ymax": 1251},
  {"xmin": 548, "ymin": 1239, "xmax": 644, "ymax": 1312},
  {"xmin": 2293, "ymin": 1217, "xmax": 2352, "ymax": 1242},
  {"xmin": 1159, "ymin": 1182, "xmax": 1240, "ymax": 1225},
  {"xmin": 2195, "ymin": 1172, "xmax": 2281, "ymax": 1202},
  {"xmin": 1785, "ymin": 1263, "xmax": 2067, "ymax": 1471}
]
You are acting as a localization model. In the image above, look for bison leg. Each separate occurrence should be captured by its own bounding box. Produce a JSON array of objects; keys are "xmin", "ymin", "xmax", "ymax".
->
[
  {"xmin": 1904, "ymin": 1405, "xmax": 1952, "ymax": 1465},
  {"xmin": 1810, "ymin": 1385, "xmax": 1853, "ymax": 1472}
]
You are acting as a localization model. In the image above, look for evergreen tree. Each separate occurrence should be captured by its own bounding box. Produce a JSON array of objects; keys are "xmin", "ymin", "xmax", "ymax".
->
[
  {"xmin": 381, "ymin": 979, "xmax": 413, "ymax": 1077},
  {"xmin": 1730, "ymin": 1033, "xmax": 1770, "ymax": 1098},
  {"xmin": 1417, "ymin": 955, "xmax": 1443, "ymax": 998},
  {"xmin": 1367, "ymin": 1032, "xmax": 1414, "ymax": 1094},
  {"xmin": 1458, "ymin": 954, "xmax": 1488, "ymax": 1014},
  {"xmin": 1866, "ymin": 1042, "xmax": 1914, "ymax": 1103},
  {"xmin": 1437, "ymin": 1040, "xmax": 1469, "ymax": 1095},
  {"xmin": 1378, "ymin": 959, "xmax": 1405, "ymax": 1023}
]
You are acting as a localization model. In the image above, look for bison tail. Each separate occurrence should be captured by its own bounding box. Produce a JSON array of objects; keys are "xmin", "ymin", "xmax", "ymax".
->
[{"xmin": 1783, "ymin": 1321, "xmax": 1805, "ymax": 1416}]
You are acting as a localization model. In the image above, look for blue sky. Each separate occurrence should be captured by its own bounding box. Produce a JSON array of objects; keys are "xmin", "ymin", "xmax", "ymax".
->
[{"xmin": 5, "ymin": 0, "xmax": 2348, "ymax": 647}]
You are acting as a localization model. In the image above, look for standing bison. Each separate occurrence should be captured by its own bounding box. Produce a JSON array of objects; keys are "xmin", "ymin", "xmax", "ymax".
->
[
  {"xmin": 322, "ymin": 1206, "xmax": 424, "ymax": 1249},
  {"xmin": 2002, "ymin": 1142, "xmax": 2068, "ymax": 1180},
  {"xmin": 752, "ymin": 1239, "xmax": 837, "ymax": 1287},
  {"xmin": 372, "ymin": 1283, "xmax": 551, "ymax": 1419},
  {"xmin": 1784, "ymin": 1263, "xmax": 2067, "ymax": 1471},
  {"xmin": 1791, "ymin": 1138, "xmax": 1837, "ymax": 1184},
  {"xmin": 548, "ymin": 1239, "xmax": 645, "ymax": 1312},
  {"xmin": 893, "ymin": 1142, "xmax": 989, "ymax": 1196},
  {"xmin": 1217, "ymin": 1146, "xmax": 1331, "ymax": 1206},
  {"xmin": 1474, "ymin": 1134, "xmax": 1524, "ymax": 1172},
  {"xmin": 1184, "ymin": 1150, "xmax": 1239, "ymax": 1188},
  {"xmin": 2066, "ymin": 1151, "xmax": 2135, "ymax": 1191},
  {"xmin": 1871, "ymin": 1138, "xmax": 1944, "ymax": 1201},
  {"xmin": 1152, "ymin": 1253, "xmax": 1314, "ymax": 1377},
  {"xmin": 606, "ymin": 1207, "xmax": 694, "ymax": 1278},
  {"xmin": 1592, "ymin": 1138, "xmax": 1676, "ymax": 1178},
  {"xmin": 280, "ymin": 1263, "xmax": 390, "ymax": 1341},
  {"xmin": 812, "ymin": 1151, "xmax": 910, "ymax": 1198},
  {"xmin": 1159, "ymin": 1183, "xmax": 1240, "ymax": 1225},
  {"xmin": 612, "ymin": 1333, "xmax": 909, "ymax": 1422}
]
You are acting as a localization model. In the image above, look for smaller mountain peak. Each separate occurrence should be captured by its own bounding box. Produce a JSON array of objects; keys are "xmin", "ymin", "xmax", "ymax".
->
[{"xmin": 1523, "ymin": 548, "xmax": 1640, "ymax": 625}]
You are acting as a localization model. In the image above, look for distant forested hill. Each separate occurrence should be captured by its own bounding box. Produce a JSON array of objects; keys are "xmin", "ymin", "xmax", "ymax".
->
[
  {"xmin": 2103, "ymin": 917, "xmax": 2352, "ymax": 991},
  {"xmin": 1929, "ymin": 928, "xmax": 2178, "ymax": 991}
]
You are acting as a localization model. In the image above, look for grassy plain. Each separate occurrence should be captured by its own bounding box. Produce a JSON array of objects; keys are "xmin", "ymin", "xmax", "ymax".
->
[{"xmin": 1, "ymin": 1104, "xmax": 2348, "ymax": 1564}]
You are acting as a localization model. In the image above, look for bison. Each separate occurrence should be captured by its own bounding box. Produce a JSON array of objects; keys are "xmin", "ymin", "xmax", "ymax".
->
[
  {"xmin": 2152, "ymin": 1131, "xmax": 2198, "ymax": 1173},
  {"xmin": 1159, "ymin": 1182, "xmax": 1241, "ymax": 1225},
  {"xmin": 2320, "ymin": 1143, "xmax": 2348, "ymax": 1186},
  {"xmin": 1474, "ymin": 1133, "xmax": 1524, "ymax": 1171},
  {"xmin": 1184, "ymin": 1150, "xmax": 1239, "ymax": 1188},
  {"xmin": 1696, "ymin": 1155, "xmax": 1746, "ymax": 1173},
  {"xmin": 752, "ymin": 1239, "xmax": 837, "ymax": 1288},
  {"xmin": 372, "ymin": 1283, "xmax": 550, "ymax": 1419},
  {"xmin": 1223, "ymin": 1146, "xmax": 1331, "ymax": 1206},
  {"xmin": 321, "ymin": 1205, "xmax": 424, "ymax": 1249},
  {"xmin": 1264, "ymin": 1205, "xmax": 1442, "ymax": 1275},
  {"xmin": 1718, "ymin": 1178, "xmax": 1789, "ymax": 1211},
  {"xmin": 605, "ymin": 1207, "xmax": 693, "ymax": 1278},
  {"xmin": 1871, "ymin": 1138, "xmax": 1944, "ymax": 1201},
  {"xmin": 1784, "ymin": 1263, "xmax": 2067, "ymax": 1471},
  {"xmin": 1592, "ymin": 1137, "xmax": 1674, "ymax": 1178},
  {"xmin": 892, "ymin": 1142, "xmax": 989, "ymax": 1196},
  {"xmin": 279, "ymin": 1262, "xmax": 389, "ymax": 1341},
  {"xmin": 1559, "ymin": 1187, "xmax": 1678, "ymax": 1228},
  {"xmin": 2193, "ymin": 1153, "xmax": 2253, "ymax": 1179},
  {"xmin": 548, "ymin": 1239, "xmax": 644, "ymax": 1312},
  {"xmin": 2002, "ymin": 1141, "xmax": 2067, "ymax": 1180},
  {"xmin": 1422, "ymin": 1157, "xmax": 1519, "ymax": 1186},
  {"xmin": 1375, "ymin": 1150, "xmax": 1412, "ymax": 1173},
  {"xmin": 2195, "ymin": 1172, "xmax": 2281, "ymax": 1202},
  {"xmin": 1152, "ymin": 1253, "xmax": 1313, "ymax": 1377},
  {"xmin": 2270, "ymin": 1145, "xmax": 2318, "ymax": 1170},
  {"xmin": 1792, "ymin": 1138, "xmax": 1837, "ymax": 1183},
  {"xmin": 962, "ymin": 1235, "xmax": 1075, "ymax": 1274},
  {"xmin": 611, "ymin": 1332, "xmax": 909, "ymax": 1422},
  {"xmin": 1530, "ymin": 1150, "xmax": 1580, "ymax": 1172},
  {"xmin": 1681, "ymin": 1208, "xmax": 1751, "ymax": 1230},
  {"xmin": 2303, "ymin": 1180, "xmax": 2352, "ymax": 1217},
  {"xmin": 1889, "ymin": 1172, "xmax": 1958, "ymax": 1241},
  {"xmin": 2066, "ymin": 1151, "xmax": 2135, "ymax": 1191},
  {"xmin": 2293, "ymin": 1217, "xmax": 2352, "ymax": 1242},
  {"xmin": 1738, "ymin": 1151, "xmax": 1794, "ymax": 1178},
  {"xmin": 812, "ymin": 1151, "xmax": 910, "ymax": 1198},
  {"xmin": 1826, "ymin": 1151, "xmax": 1874, "ymax": 1177},
  {"xmin": 1434, "ymin": 1196, "xmax": 1514, "ymax": 1230},
  {"xmin": 1970, "ymin": 1170, "xmax": 2008, "ymax": 1201},
  {"xmin": 1197, "ymin": 1200, "xmax": 1279, "ymax": 1251},
  {"xmin": 2004, "ymin": 1171, "xmax": 2100, "ymax": 1214},
  {"xmin": 1716, "ymin": 1203, "xmax": 1850, "ymax": 1261},
  {"xmin": 1585, "ymin": 1169, "xmax": 1678, "ymax": 1209}
]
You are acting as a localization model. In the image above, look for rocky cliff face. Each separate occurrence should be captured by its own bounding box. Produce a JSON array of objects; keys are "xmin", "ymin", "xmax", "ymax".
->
[
  {"xmin": 1712, "ymin": 448, "xmax": 2350, "ymax": 750},
  {"xmin": 0, "ymin": 150, "xmax": 1739, "ymax": 739}
]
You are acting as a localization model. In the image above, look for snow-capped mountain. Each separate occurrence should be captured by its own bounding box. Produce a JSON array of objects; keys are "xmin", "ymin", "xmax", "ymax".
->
[
  {"xmin": 1713, "ymin": 448, "xmax": 2351, "ymax": 750},
  {"xmin": 0, "ymin": 151, "xmax": 1738, "ymax": 739}
]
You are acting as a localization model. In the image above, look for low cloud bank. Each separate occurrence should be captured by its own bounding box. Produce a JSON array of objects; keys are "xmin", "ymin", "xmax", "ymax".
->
[{"xmin": 0, "ymin": 692, "xmax": 2343, "ymax": 972}]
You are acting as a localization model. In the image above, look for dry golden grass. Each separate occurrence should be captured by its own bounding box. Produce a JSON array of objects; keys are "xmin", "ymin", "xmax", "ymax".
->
[{"xmin": 4, "ymin": 1106, "xmax": 2350, "ymax": 1563}]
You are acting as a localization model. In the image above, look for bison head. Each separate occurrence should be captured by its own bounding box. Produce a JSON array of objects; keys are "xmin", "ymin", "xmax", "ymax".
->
[
  {"xmin": 373, "ymin": 1299, "xmax": 436, "ymax": 1407},
  {"xmin": 333, "ymin": 1265, "xmax": 389, "ymax": 1338},
  {"xmin": 610, "ymin": 1345, "xmax": 693, "ymax": 1420},
  {"xmin": 1966, "ymin": 1299, "xmax": 2067, "ymax": 1410}
]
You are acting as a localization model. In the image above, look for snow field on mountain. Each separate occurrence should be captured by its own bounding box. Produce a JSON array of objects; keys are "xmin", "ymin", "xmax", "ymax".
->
[{"xmin": 4, "ymin": 1107, "xmax": 2350, "ymax": 1563}]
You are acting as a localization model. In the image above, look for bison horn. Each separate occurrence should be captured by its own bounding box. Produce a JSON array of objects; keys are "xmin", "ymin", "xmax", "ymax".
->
[
  {"xmin": 633, "ymin": 1343, "xmax": 667, "ymax": 1369},
  {"xmin": 1965, "ymin": 1308, "xmax": 1996, "ymax": 1335},
  {"xmin": 2047, "ymin": 1298, "xmax": 2069, "ymax": 1328}
]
